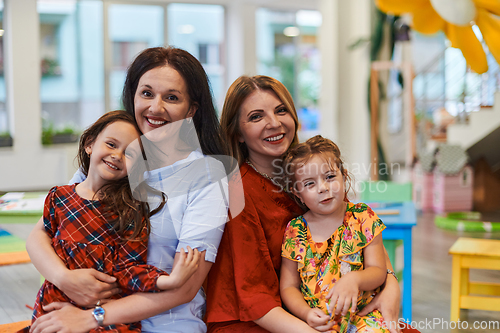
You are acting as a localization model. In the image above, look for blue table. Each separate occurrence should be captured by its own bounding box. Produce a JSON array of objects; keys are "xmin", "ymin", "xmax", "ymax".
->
[{"xmin": 367, "ymin": 201, "xmax": 417, "ymax": 323}]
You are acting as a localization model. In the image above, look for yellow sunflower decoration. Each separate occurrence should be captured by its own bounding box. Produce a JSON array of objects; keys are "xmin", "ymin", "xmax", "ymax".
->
[{"xmin": 376, "ymin": 0, "xmax": 500, "ymax": 74}]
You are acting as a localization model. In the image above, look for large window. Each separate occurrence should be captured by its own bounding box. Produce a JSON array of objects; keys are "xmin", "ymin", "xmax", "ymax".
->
[
  {"xmin": 412, "ymin": 29, "xmax": 499, "ymax": 147},
  {"xmin": 256, "ymin": 8, "xmax": 321, "ymax": 138},
  {"xmin": 167, "ymin": 3, "xmax": 225, "ymax": 110},
  {"xmin": 38, "ymin": 0, "xmax": 104, "ymax": 144},
  {"xmin": 34, "ymin": 1, "xmax": 226, "ymax": 143},
  {"xmin": 107, "ymin": 4, "xmax": 164, "ymax": 110},
  {"xmin": 104, "ymin": 3, "xmax": 225, "ymax": 112}
]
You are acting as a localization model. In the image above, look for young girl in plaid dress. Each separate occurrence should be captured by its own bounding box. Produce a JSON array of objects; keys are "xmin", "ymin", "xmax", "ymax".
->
[
  {"xmin": 280, "ymin": 135, "xmax": 389, "ymax": 333},
  {"xmin": 30, "ymin": 111, "xmax": 200, "ymax": 332}
]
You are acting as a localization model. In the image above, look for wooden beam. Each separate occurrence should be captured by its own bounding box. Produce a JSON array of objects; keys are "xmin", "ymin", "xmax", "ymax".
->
[{"xmin": 370, "ymin": 67, "xmax": 379, "ymax": 181}]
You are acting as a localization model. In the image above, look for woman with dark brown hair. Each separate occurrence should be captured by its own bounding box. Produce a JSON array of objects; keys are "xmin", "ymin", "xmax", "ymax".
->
[
  {"xmin": 27, "ymin": 47, "xmax": 230, "ymax": 333},
  {"xmin": 206, "ymin": 75, "xmax": 420, "ymax": 333},
  {"xmin": 26, "ymin": 110, "xmax": 202, "ymax": 333}
]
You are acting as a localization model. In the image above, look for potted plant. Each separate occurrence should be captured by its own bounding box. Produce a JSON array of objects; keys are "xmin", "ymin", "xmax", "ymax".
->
[
  {"xmin": 0, "ymin": 132, "xmax": 13, "ymax": 147},
  {"xmin": 42, "ymin": 124, "xmax": 80, "ymax": 145},
  {"xmin": 52, "ymin": 126, "xmax": 79, "ymax": 144}
]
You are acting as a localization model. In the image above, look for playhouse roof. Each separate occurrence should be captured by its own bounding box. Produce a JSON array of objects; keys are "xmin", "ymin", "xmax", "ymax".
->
[
  {"xmin": 418, "ymin": 150, "xmax": 435, "ymax": 173},
  {"xmin": 435, "ymin": 144, "xmax": 468, "ymax": 175},
  {"xmin": 416, "ymin": 144, "xmax": 469, "ymax": 175}
]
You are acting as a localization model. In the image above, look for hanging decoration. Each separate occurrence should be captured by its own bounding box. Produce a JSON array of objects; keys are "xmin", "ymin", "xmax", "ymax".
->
[{"xmin": 375, "ymin": 0, "xmax": 500, "ymax": 74}]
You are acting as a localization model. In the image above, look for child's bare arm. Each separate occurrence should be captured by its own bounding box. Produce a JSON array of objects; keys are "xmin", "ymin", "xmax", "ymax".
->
[
  {"xmin": 26, "ymin": 217, "xmax": 68, "ymax": 286},
  {"xmin": 280, "ymin": 258, "xmax": 333, "ymax": 331},
  {"xmin": 156, "ymin": 247, "xmax": 200, "ymax": 290},
  {"xmin": 356, "ymin": 233, "xmax": 387, "ymax": 290},
  {"xmin": 280, "ymin": 258, "xmax": 311, "ymax": 321}
]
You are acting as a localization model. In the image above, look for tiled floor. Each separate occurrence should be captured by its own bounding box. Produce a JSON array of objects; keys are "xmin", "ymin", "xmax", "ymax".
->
[
  {"xmin": 1, "ymin": 212, "xmax": 500, "ymax": 332},
  {"xmin": 0, "ymin": 223, "xmax": 40, "ymax": 325}
]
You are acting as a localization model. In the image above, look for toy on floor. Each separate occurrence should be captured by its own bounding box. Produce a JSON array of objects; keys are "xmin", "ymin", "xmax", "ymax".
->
[{"xmin": 435, "ymin": 212, "xmax": 500, "ymax": 232}]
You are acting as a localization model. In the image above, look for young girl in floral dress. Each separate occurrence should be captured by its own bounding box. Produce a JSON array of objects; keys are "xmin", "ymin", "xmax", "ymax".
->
[
  {"xmin": 29, "ymin": 111, "xmax": 200, "ymax": 332},
  {"xmin": 280, "ymin": 135, "xmax": 389, "ymax": 333}
]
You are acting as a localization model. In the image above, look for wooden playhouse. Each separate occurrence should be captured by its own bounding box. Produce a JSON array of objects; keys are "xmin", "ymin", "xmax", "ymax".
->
[
  {"xmin": 413, "ymin": 144, "xmax": 473, "ymax": 213},
  {"xmin": 433, "ymin": 145, "xmax": 473, "ymax": 213},
  {"xmin": 412, "ymin": 151, "xmax": 435, "ymax": 212}
]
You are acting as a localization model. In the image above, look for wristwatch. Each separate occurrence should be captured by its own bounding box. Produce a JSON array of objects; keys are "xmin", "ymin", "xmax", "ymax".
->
[
  {"xmin": 387, "ymin": 269, "xmax": 399, "ymax": 282},
  {"xmin": 92, "ymin": 302, "xmax": 105, "ymax": 326}
]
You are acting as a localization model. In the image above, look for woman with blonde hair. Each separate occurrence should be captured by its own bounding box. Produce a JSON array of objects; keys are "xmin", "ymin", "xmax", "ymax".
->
[{"xmin": 206, "ymin": 75, "xmax": 419, "ymax": 333}]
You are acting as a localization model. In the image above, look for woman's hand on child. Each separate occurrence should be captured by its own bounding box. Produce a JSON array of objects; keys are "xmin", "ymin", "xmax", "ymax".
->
[
  {"xmin": 30, "ymin": 302, "xmax": 96, "ymax": 333},
  {"xmin": 357, "ymin": 274, "xmax": 401, "ymax": 333},
  {"xmin": 156, "ymin": 246, "xmax": 200, "ymax": 290},
  {"xmin": 59, "ymin": 269, "xmax": 120, "ymax": 307},
  {"xmin": 326, "ymin": 273, "xmax": 359, "ymax": 317},
  {"xmin": 306, "ymin": 308, "xmax": 335, "ymax": 332}
]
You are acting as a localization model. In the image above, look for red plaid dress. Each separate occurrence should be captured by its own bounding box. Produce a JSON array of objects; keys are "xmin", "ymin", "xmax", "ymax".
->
[{"xmin": 32, "ymin": 184, "xmax": 167, "ymax": 332}]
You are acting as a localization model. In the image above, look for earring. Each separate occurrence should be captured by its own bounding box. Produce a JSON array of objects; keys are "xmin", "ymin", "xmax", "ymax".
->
[{"xmin": 187, "ymin": 117, "xmax": 192, "ymax": 124}]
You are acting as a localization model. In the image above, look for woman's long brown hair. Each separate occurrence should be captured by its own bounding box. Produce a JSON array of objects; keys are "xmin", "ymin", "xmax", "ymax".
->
[{"xmin": 77, "ymin": 110, "xmax": 166, "ymax": 242}]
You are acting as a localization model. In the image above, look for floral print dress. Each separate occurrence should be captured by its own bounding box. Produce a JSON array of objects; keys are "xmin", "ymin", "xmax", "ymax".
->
[{"xmin": 282, "ymin": 202, "xmax": 389, "ymax": 333}]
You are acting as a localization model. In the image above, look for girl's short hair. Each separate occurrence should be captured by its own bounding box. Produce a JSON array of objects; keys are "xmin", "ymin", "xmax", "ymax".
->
[
  {"xmin": 220, "ymin": 75, "xmax": 299, "ymax": 165},
  {"xmin": 77, "ymin": 110, "xmax": 165, "ymax": 242},
  {"xmin": 122, "ymin": 46, "xmax": 225, "ymax": 156},
  {"xmin": 282, "ymin": 135, "xmax": 353, "ymax": 203}
]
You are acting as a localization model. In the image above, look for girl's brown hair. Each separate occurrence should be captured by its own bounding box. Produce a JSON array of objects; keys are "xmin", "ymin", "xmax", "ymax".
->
[
  {"xmin": 282, "ymin": 135, "xmax": 353, "ymax": 205},
  {"xmin": 220, "ymin": 75, "xmax": 300, "ymax": 165},
  {"xmin": 77, "ymin": 110, "xmax": 166, "ymax": 242}
]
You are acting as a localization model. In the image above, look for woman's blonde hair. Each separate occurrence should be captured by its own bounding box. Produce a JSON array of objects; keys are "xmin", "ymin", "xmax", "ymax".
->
[{"xmin": 220, "ymin": 75, "xmax": 299, "ymax": 165}]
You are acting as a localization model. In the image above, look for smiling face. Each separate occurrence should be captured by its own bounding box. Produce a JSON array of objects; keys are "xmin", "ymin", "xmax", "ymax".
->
[
  {"xmin": 293, "ymin": 154, "xmax": 345, "ymax": 218},
  {"xmin": 85, "ymin": 121, "xmax": 140, "ymax": 187},
  {"xmin": 238, "ymin": 89, "xmax": 296, "ymax": 167},
  {"xmin": 133, "ymin": 65, "xmax": 197, "ymax": 139}
]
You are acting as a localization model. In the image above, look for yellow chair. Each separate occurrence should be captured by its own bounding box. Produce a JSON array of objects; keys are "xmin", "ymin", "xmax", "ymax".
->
[{"xmin": 449, "ymin": 237, "xmax": 500, "ymax": 321}]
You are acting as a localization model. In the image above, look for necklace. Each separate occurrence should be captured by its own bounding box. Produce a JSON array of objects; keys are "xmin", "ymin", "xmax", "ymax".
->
[{"xmin": 246, "ymin": 160, "xmax": 274, "ymax": 182}]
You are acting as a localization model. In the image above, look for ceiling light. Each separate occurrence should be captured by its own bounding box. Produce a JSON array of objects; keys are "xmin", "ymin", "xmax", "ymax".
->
[
  {"xmin": 178, "ymin": 24, "xmax": 195, "ymax": 35},
  {"xmin": 283, "ymin": 26, "xmax": 300, "ymax": 37}
]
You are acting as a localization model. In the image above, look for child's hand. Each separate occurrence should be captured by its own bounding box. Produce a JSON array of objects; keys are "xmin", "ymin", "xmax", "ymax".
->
[
  {"xmin": 170, "ymin": 246, "xmax": 201, "ymax": 287},
  {"xmin": 157, "ymin": 246, "xmax": 200, "ymax": 290},
  {"xmin": 326, "ymin": 273, "xmax": 359, "ymax": 318},
  {"xmin": 306, "ymin": 308, "xmax": 335, "ymax": 332}
]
